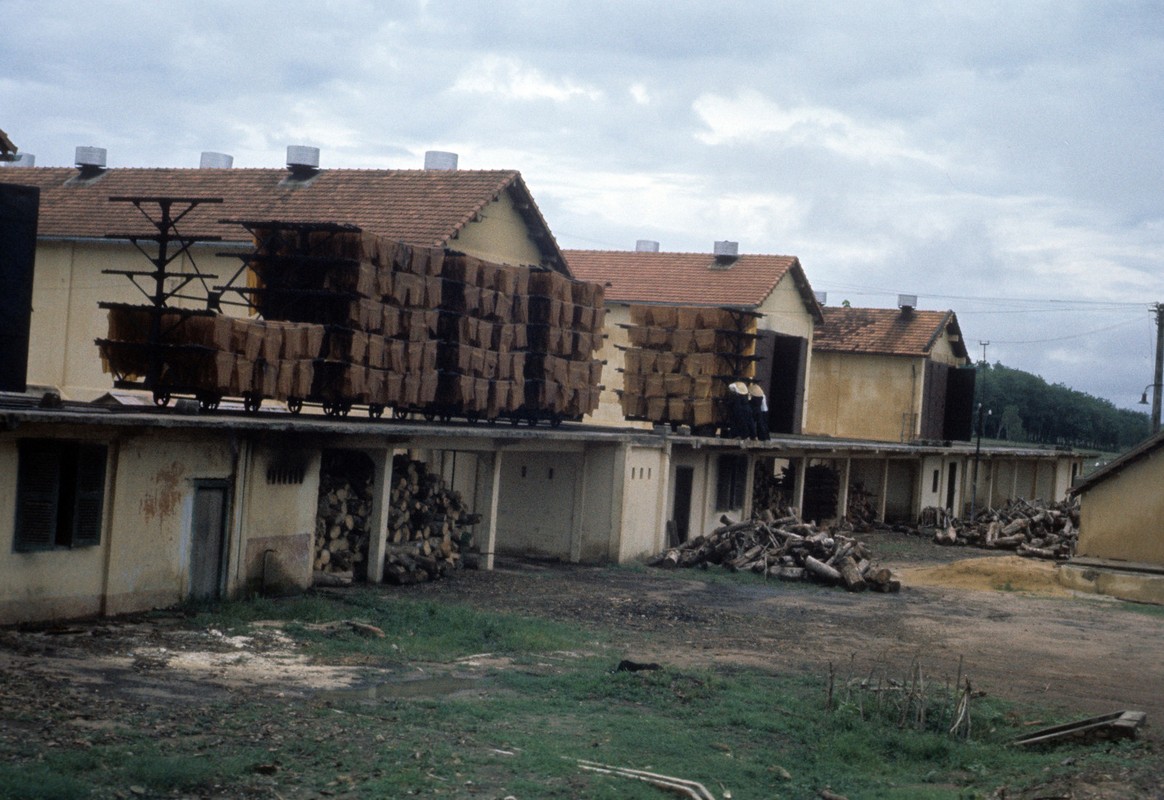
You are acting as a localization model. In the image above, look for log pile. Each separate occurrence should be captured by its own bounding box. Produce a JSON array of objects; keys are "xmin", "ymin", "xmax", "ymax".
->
[
  {"xmin": 647, "ymin": 513, "xmax": 900, "ymax": 593},
  {"xmin": 922, "ymin": 498, "xmax": 1081, "ymax": 560},
  {"xmin": 381, "ymin": 455, "xmax": 482, "ymax": 585},
  {"xmin": 314, "ymin": 454, "xmax": 375, "ymax": 582}
]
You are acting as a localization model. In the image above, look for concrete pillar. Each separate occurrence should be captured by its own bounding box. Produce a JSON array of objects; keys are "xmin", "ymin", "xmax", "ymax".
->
[
  {"xmin": 878, "ymin": 458, "xmax": 889, "ymax": 521},
  {"xmin": 365, "ymin": 449, "xmax": 395, "ymax": 584},
  {"xmin": 743, "ymin": 453, "xmax": 757, "ymax": 520},
  {"xmin": 837, "ymin": 457, "xmax": 852, "ymax": 523},
  {"xmin": 794, "ymin": 456, "xmax": 808, "ymax": 517},
  {"xmin": 475, "ymin": 450, "xmax": 503, "ymax": 570}
]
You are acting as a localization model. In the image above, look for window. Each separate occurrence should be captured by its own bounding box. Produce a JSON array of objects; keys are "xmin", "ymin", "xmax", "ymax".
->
[
  {"xmin": 14, "ymin": 439, "xmax": 108, "ymax": 552},
  {"xmin": 716, "ymin": 455, "xmax": 748, "ymax": 510}
]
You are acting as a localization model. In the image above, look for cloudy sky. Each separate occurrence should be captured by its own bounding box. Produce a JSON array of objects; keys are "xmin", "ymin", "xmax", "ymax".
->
[{"xmin": 3, "ymin": 1, "xmax": 1163, "ymax": 411}]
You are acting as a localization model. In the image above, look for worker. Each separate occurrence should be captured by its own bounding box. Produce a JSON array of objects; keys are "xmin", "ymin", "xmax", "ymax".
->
[
  {"xmin": 749, "ymin": 384, "xmax": 770, "ymax": 441},
  {"xmin": 727, "ymin": 381, "xmax": 755, "ymax": 439}
]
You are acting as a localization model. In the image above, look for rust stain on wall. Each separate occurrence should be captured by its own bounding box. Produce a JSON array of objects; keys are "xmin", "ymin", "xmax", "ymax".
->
[{"xmin": 140, "ymin": 462, "xmax": 185, "ymax": 522}]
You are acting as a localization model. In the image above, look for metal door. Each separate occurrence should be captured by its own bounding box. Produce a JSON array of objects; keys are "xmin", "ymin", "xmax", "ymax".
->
[{"xmin": 189, "ymin": 481, "xmax": 229, "ymax": 601}]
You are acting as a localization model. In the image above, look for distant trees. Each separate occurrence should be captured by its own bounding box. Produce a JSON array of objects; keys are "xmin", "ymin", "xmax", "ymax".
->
[{"xmin": 975, "ymin": 363, "xmax": 1149, "ymax": 452}]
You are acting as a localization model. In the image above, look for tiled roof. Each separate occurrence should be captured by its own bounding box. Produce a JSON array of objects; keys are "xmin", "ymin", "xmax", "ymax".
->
[
  {"xmin": 813, "ymin": 306, "xmax": 968, "ymax": 359},
  {"xmin": 0, "ymin": 166, "xmax": 563, "ymax": 267},
  {"xmin": 564, "ymin": 249, "xmax": 822, "ymax": 318}
]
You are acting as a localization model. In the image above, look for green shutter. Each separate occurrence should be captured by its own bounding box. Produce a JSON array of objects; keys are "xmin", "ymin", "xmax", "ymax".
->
[
  {"xmin": 15, "ymin": 441, "xmax": 61, "ymax": 552},
  {"xmin": 71, "ymin": 444, "xmax": 107, "ymax": 547}
]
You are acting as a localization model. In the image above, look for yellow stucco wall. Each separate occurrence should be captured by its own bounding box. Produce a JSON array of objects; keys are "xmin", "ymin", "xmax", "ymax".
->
[
  {"xmin": 804, "ymin": 352, "xmax": 925, "ymax": 441},
  {"xmin": 28, "ymin": 241, "xmax": 229, "ymax": 401},
  {"xmin": 1076, "ymin": 452, "xmax": 1164, "ymax": 566},
  {"xmin": 616, "ymin": 445, "xmax": 669, "ymax": 562},
  {"xmin": 1, "ymin": 427, "xmax": 323, "ymax": 624},
  {"xmin": 449, "ymin": 187, "xmax": 546, "ymax": 267}
]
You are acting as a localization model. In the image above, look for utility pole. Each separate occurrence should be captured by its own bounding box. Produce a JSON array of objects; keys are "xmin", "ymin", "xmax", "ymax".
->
[
  {"xmin": 1150, "ymin": 304, "xmax": 1164, "ymax": 436},
  {"xmin": 969, "ymin": 341, "xmax": 990, "ymax": 521}
]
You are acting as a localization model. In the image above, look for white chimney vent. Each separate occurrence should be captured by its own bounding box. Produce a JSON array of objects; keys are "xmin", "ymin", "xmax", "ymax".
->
[
  {"xmin": 814, "ymin": 291, "xmax": 827, "ymax": 306},
  {"xmin": 4, "ymin": 153, "xmax": 35, "ymax": 167},
  {"xmin": 286, "ymin": 145, "xmax": 320, "ymax": 171},
  {"xmin": 75, "ymin": 146, "xmax": 107, "ymax": 169},
  {"xmin": 713, "ymin": 240, "xmax": 739, "ymax": 258},
  {"xmin": 635, "ymin": 239, "xmax": 660, "ymax": 252},
  {"xmin": 898, "ymin": 294, "xmax": 917, "ymax": 311},
  {"xmin": 424, "ymin": 150, "xmax": 459, "ymax": 170},
  {"xmin": 199, "ymin": 151, "xmax": 233, "ymax": 169}
]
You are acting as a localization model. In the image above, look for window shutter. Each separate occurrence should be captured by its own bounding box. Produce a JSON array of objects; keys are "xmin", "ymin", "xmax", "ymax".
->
[
  {"xmin": 15, "ymin": 441, "xmax": 61, "ymax": 551},
  {"xmin": 71, "ymin": 444, "xmax": 108, "ymax": 547}
]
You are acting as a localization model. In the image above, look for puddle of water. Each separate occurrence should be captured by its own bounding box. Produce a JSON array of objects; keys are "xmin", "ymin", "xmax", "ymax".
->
[{"xmin": 320, "ymin": 675, "xmax": 480, "ymax": 702}]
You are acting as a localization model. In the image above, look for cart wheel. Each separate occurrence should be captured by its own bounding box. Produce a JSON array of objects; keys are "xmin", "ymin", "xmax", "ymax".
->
[
  {"xmin": 153, "ymin": 391, "xmax": 171, "ymax": 407},
  {"xmin": 423, "ymin": 411, "xmax": 436, "ymax": 422},
  {"xmin": 368, "ymin": 403, "xmax": 384, "ymax": 419},
  {"xmin": 509, "ymin": 414, "xmax": 521, "ymax": 426},
  {"xmin": 524, "ymin": 413, "xmax": 538, "ymax": 427},
  {"xmin": 243, "ymin": 394, "xmax": 262, "ymax": 413},
  {"xmin": 287, "ymin": 398, "xmax": 303, "ymax": 415},
  {"xmin": 338, "ymin": 402, "xmax": 352, "ymax": 417},
  {"xmin": 465, "ymin": 411, "xmax": 480, "ymax": 424},
  {"xmin": 199, "ymin": 394, "xmax": 221, "ymax": 412},
  {"xmin": 393, "ymin": 408, "xmax": 408, "ymax": 420},
  {"xmin": 550, "ymin": 414, "xmax": 563, "ymax": 428},
  {"xmin": 322, "ymin": 401, "xmax": 339, "ymax": 417}
]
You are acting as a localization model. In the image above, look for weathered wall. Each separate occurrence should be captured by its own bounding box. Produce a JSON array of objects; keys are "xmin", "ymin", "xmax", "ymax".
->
[
  {"xmin": 616, "ymin": 445, "xmax": 669, "ymax": 562},
  {"xmin": 496, "ymin": 450, "xmax": 581, "ymax": 558},
  {"xmin": 804, "ymin": 352, "xmax": 924, "ymax": 442},
  {"xmin": 238, "ymin": 443, "xmax": 321, "ymax": 595},
  {"xmin": 1076, "ymin": 451, "xmax": 1164, "ymax": 566},
  {"xmin": 670, "ymin": 447, "xmax": 715, "ymax": 542},
  {"xmin": 576, "ymin": 443, "xmax": 619, "ymax": 563},
  {"xmin": 449, "ymin": 188, "xmax": 546, "ymax": 268}
]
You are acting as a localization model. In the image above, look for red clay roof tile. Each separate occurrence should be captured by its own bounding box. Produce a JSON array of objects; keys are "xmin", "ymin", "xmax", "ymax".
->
[
  {"xmin": 813, "ymin": 306, "xmax": 968, "ymax": 360},
  {"xmin": 564, "ymin": 249, "xmax": 821, "ymax": 319},
  {"xmin": 1, "ymin": 166, "xmax": 563, "ymax": 267}
]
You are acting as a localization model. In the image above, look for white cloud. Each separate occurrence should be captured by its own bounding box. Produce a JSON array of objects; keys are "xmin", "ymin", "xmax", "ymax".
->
[
  {"xmin": 450, "ymin": 55, "xmax": 602, "ymax": 103},
  {"xmin": 693, "ymin": 89, "xmax": 948, "ymax": 168},
  {"xmin": 629, "ymin": 83, "xmax": 651, "ymax": 105}
]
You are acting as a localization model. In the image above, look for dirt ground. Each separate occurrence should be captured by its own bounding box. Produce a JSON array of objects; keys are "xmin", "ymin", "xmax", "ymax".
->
[{"xmin": 3, "ymin": 532, "xmax": 1163, "ymax": 798}]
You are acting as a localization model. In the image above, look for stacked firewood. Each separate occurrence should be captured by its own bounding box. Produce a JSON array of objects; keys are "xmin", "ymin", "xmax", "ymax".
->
[
  {"xmin": 382, "ymin": 455, "xmax": 482, "ymax": 584},
  {"xmin": 647, "ymin": 513, "xmax": 900, "ymax": 593},
  {"xmin": 922, "ymin": 498, "xmax": 1080, "ymax": 560},
  {"xmin": 314, "ymin": 461, "xmax": 374, "ymax": 581}
]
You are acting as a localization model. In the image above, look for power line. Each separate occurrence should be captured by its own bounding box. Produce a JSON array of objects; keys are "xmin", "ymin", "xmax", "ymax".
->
[{"xmin": 986, "ymin": 316, "xmax": 1144, "ymax": 344}]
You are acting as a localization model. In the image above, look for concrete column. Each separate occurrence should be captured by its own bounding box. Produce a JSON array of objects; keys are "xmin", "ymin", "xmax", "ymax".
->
[
  {"xmin": 475, "ymin": 450, "xmax": 503, "ymax": 570},
  {"xmin": 878, "ymin": 459, "xmax": 889, "ymax": 521},
  {"xmin": 570, "ymin": 449, "xmax": 586, "ymax": 563},
  {"xmin": 743, "ymin": 453, "xmax": 757, "ymax": 520},
  {"xmin": 794, "ymin": 456, "xmax": 808, "ymax": 517},
  {"xmin": 837, "ymin": 457, "xmax": 851, "ymax": 523},
  {"xmin": 365, "ymin": 449, "xmax": 395, "ymax": 584}
]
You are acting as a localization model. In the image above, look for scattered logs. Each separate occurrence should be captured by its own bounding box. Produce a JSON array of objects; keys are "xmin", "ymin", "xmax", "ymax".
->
[
  {"xmin": 917, "ymin": 498, "xmax": 1080, "ymax": 560},
  {"xmin": 647, "ymin": 512, "xmax": 900, "ymax": 593}
]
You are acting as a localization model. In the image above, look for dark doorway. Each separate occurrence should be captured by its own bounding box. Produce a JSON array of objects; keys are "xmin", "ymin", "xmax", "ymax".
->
[
  {"xmin": 0, "ymin": 183, "xmax": 39, "ymax": 393},
  {"xmin": 753, "ymin": 331, "xmax": 807, "ymax": 435},
  {"xmin": 671, "ymin": 466, "xmax": 694, "ymax": 544},
  {"xmin": 189, "ymin": 481, "xmax": 230, "ymax": 601},
  {"xmin": 945, "ymin": 463, "xmax": 958, "ymax": 512}
]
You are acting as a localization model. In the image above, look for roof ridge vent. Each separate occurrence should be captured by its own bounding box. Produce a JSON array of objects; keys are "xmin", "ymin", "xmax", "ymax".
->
[
  {"xmin": 199, "ymin": 151, "xmax": 234, "ymax": 169},
  {"xmin": 814, "ymin": 290, "xmax": 827, "ymax": 306},
  {"xmin": 2, "ymin": 153, "xmax": 35, "ymax": 167},
  {"xmin": 285, "ymin": 145, "xmax": 320, "ymax": 178},
  {"xmin": 424, "ymin": 150, "xmax": 459, "ymax": 170},
  {"xmin": 635, "ymin": 239, "xmax": 660, "ymax": 252},
  {"xmin": 74, "ymin": 146, "xmax": 107, "ymax": 178},
  {"xmin": 898, "ymin": 293, "xmax": 917, "ymax": 316}
]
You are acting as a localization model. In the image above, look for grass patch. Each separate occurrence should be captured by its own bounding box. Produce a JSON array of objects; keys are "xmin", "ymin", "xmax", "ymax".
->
[{"xmin": 5, "ymin": 589, "xmax": 1159, "ymax": 799}]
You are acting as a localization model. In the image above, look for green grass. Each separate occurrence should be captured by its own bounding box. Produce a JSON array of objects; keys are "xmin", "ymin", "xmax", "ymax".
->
[{"xmin": 2, "ymin": 588, "xmax": 1158, "ymax": 799}]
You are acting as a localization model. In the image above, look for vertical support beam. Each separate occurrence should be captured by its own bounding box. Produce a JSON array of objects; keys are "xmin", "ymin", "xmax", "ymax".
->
[
  {"xmin": 837, "ymin": 457, "xmax": 852, "ymax": 524},
  {"xmin": 569, "ymin": 449, "xmax": 586, "ymax": 563},
  {"xmin": 878, "ymin": 458, "xmax": 889, "ymax": 522},
  {"xmin": 366, "ymin": 448, "xmax": 395, "ymax": 584},
  {"xmin": 608, "ymin": 444, "xmax": 629, "ymax": 563},
  {"xmin": 1011, "ymin": 459, "xmax": 1018, "ymax": 501},
  {"xmin": 476, "ymin": 450, "xmax": 503, "ymax": 571},
  {"xmin": 743, "ymin": 452, "xmax": 757, "ymax": 520},
  {"xmin": 655, "ymin": 441, "xmax": 672, "ymax": 553},
  {"xmin": 794, "ymin": 456, "xmax": 808, "ymax": 517}
]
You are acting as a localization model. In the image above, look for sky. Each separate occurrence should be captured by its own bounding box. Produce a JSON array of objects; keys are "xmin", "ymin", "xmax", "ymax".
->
[{"xmin": 3, "ymin": 1, "xmax": 1163, "ymax": 411}]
